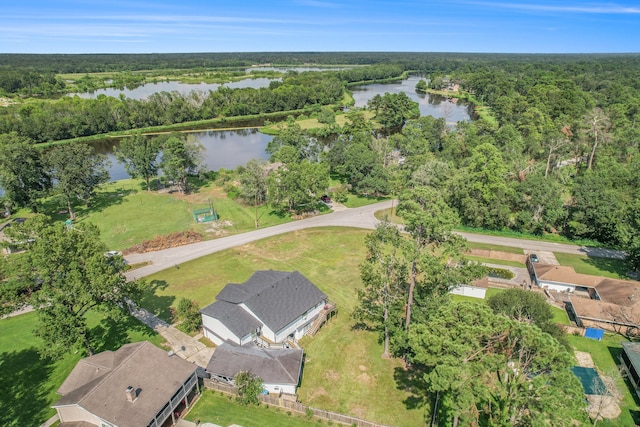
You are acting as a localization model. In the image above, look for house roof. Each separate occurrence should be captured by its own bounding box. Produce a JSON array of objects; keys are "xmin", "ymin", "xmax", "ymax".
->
[
  {"xmin": 53, "ymin": 341, "xmax": 197, "ymax": 427},
  {"xmin": 534, "ymin": 264, "xmax": 602, "ymax": 288},
  {"xmin": 595, "ymin": 278, "xmax": 640, "ymax": 307},
  {"xmin": 569, "ymin": 296, "xmax": 640, "ymax": 326},
  {"xmin": 200, "ymin": 300, "xmax": 263, "ymax": 338},
  {"xmin": 206, "ymin": 342, "xmax": 303, "ymax": 386},
  {"xmin": 202, "ymin": 270, "xmax": 327, "ymax": 334},
  {"xmin": 622, "ymin": 342, "xmax": 640, "ymax": 372}
]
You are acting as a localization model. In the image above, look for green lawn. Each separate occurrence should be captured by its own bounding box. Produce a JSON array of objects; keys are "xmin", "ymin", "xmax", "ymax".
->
[
  {"xmin": 0, "ymin": 311, "xmax": 163, "ymax": 427},
  {"xmin": 567, "ymin": 333, "xmax": 640, "ymax": 427},
  {"xmin": 141, "ymin": 227, "xmax": 423, "ymax": 426},
  {"xmin": 466, "ymin": 241, "xmax": 525, "ymax": 254},
  {"xmin": 186, "ymin": 391, "xmax": 321, "ymax": 427},
  {"xmin": 38, "ymin": 179, "xmax": 293, "ymax": 251},
  {"xmin": 554, "ymin": 252, "xmax": 630, "ymax": 279},
  {"xmin": 464, "ymin": 254, "xmax": 526, "ymax": 268}
]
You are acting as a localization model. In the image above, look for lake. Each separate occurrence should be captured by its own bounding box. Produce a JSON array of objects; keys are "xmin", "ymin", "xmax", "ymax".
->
[
  {"xmin": 95, "ymin": 129, "xmax": 273, "ymax": 181},
  {"xmin": 351, "ymin": 75, "xmax": 473, "ymax": 123},
  {"xmin": 69, "ymin": 78, "xmax": 275, "ymax": 100},
  {"xmin": 89, "ymin": 75, "xmax": 473, "ymax": 180}
]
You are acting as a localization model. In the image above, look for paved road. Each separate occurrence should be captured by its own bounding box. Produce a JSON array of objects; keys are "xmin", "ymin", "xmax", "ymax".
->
[{"xmin": 124, "ymin": 200, "xmax": 627, "ymax": 281}]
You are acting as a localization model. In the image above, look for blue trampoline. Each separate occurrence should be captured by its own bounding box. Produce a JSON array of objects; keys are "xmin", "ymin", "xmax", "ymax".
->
[{"xmin": 585, "ymin": 327, "xmax": 605, "ymax": 341}]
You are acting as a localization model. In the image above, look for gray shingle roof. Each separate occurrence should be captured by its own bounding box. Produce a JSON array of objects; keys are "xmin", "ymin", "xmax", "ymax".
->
[
  {"xmin": 206, "ymin": 342, "xmax": 303, "ymax": 385},
  {"xmin": 200, "ymin": 300, "xmax": 263, "ymax": 338},
  {"xmin": 243, "ymin": 271, "xmax": 327, "ymax": 333},
  {"xmin": 201, "ymin": 270, "xmax": 326, "ymax": 335},
  {"xmin": 53, "ymin": 341, "xmax": 197, "ymax": 427}
]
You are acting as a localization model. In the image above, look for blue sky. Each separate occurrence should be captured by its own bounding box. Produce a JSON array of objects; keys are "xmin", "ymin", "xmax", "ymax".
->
[{"xmin": 2, "ymin": 1, "xmax": 639, "ymax": 53}]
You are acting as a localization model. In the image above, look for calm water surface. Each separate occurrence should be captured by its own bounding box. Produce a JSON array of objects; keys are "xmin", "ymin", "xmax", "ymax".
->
[
  {"xmin": 70, "ymin": 78, "xmax": 275, "ymax": 100},
  {"xmin": 351, "ymin": 76, "xmax": 473, "ymax": 123},
  {"xmin": 95, "ymin": 129, "xmax": 272, "ymax": 181}
]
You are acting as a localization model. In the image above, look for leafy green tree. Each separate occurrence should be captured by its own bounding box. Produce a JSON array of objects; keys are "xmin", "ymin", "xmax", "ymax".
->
[
  {"xmin": 487, "ymin": 287, "xmax": 567, "ymax": 347},
  {"xmin": 406, "ymin": 301, "xmax": 587, "ymax": 426},
  {"xmin": 235, "ymin": 371, "xmax": 263, "ymax": 405},
  {"xmin": 3, "ymin": 216, "xmax": 143, "ymax": 358},
  {"xmin": 0, "ymin": 133, "xmax": 51, "ymax": 213},
  {"xmin": 397, "ymin": 186, "xmax": 474, "ymax": 334},
  {"xmin": 160, "ymin": 135, "xmax": 204, "ymax": 194},
  {"xmin": 415, "ymin": 79, "xmax": 427, "ymax": 93},
  {"xmin": 450, "ymin": 143, "xmax": 515, "ymax": 229},
  {"xmin": 114, "ymin": 133, "xmax": 161, "ymax": 191},
  {"xmin": 353, "ymin": 222, "xmax": 407, "ymax": 358},
  {"xmin": 268, "ymin": 156, "xmax": 329, "ymax": 214},
  {"xmin": 239, "ymin": 159, "xmax": 269, "ymax": 228},
  {"xmin": 46, "ymin": 143, "xmax": 109, "ymax": 219},
  {"xmin": 368, "ymin": 92, "xmax": 420, "ymax": 130},
  {"xmin": 316, "ymin": 106, "xmax": 336, "ymax": 125},
  {"xmin": 173, "ymin": 298, "xmax": 201, "ymax": 333}
]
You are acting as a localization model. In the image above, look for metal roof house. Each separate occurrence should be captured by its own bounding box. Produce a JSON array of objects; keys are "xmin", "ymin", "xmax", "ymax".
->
[
  {"xmin": 206, "ymin": 342, "xmax": 304, "ymax": 395},
  {"xmin": 200, "ymin": 270, "xmax": 331, "ymax": 347},
  {"xmin": 52, "ymin": 341, "xmax": 199, "ymax": 427}
]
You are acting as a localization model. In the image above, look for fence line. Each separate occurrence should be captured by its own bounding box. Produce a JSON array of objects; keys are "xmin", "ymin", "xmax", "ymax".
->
[{"xmin": 203, "ymin": 379, "xmax": 393, "ymax": 427}]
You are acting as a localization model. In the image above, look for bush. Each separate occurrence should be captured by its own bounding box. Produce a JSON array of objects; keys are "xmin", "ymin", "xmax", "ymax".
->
[{"xmin": 173, "ymin": 298, "xmax": 201, "ymax": 333}]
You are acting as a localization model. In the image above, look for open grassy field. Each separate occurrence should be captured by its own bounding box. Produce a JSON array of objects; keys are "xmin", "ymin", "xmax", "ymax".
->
[
  {"xmin": 0, "ymin": 311, "xmax": 163, "ymax": 426},
  {"xmin": 36, "ymin": 178, "xmax": 294, "ymax": 250},
  {"xmin": 142, "ymin": 227, "xmax": 423, "ymax": 426},
  {"xmin": 567, "ymin": 333, "xmax": 640, "ymax": 426},
  {"xmin": 554, "ymin": 252, "xmax": 631, "ymax": 279}
]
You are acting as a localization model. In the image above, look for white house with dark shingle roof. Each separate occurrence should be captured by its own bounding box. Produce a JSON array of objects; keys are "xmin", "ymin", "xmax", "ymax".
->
[
  {"xmin": 200, "ymin": 270, "xmax": 327, "ymax": 346},
  {"xmin": 206, "ymin": 342, "xmax": 304, "ymax": 394}
]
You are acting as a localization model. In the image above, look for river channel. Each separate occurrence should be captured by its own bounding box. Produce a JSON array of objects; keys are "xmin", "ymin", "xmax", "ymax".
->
[{"xmin": 91, "ymin": 76, "xmax": 472, "ymax": 181}]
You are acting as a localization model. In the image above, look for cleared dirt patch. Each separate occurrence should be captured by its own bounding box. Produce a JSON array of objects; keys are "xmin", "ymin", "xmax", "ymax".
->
[
  {"xmin": 574, "ymin": 351, "xmax": 596, "ymax": 368},
  {"xmin": 123, "ymin": 230, "xmax": 202, "ymax": 254}
]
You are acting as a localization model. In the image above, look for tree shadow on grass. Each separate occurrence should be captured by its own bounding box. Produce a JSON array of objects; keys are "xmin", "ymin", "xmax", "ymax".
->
[
  {"xmin": 0, "ymin": 349, "xmax": 56, "ymax": 426},
  {"xmin": 393, "ymin": 365, "xmax": 428, "ymax": 411},
  {"xmin": 90, "ymin": 314, "xmax": 157, "ymax": 354},
  {"xmin": 40, "ymin": 187, "xmax": 136, "ymax": 223},
  {"xmin": 582, "ymin": 256, "xmax": 630, "ymax": 279},
  {"xmin": 138, "ymin": 280, "xmax": 176, "ymax": 322}
]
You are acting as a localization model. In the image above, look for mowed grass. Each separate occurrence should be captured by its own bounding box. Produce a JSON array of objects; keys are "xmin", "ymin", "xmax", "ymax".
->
[
  {"xmin": 464, "ymin": 254, "xmax": 526, "ymax": 268},
  {"xmin": 186, "ymin": 390, "xmax": 321, "ymax": 427},
  {"xmin": 554, "ymin": 252, "xmax": 631, "ymax": 279},
  {"xmin": 0, "ymin": 311, "xmax": 163, "ymax": 426},
  {"xmin": 567, "ymin": 333, "xmax": 640, "ymax": 427},
  {"xmin": 45, "ymin": 179, "xmax": 293, "ymax": 250},
  {"xmin": 142, "ymin": 227, "xmax": 423, "ymax": 426}
]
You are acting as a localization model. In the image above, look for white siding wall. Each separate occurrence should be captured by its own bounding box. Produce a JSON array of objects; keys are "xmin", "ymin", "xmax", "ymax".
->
[
  {"xmin": 539, "ymin": 280, "xmax": 576, "ymax": 293},
  {"xmin": 263, "ymin": 383, "xmax": 296, "ymax": 395},
  {"xmin": 56, "ymin": 405, "xmax": 113, "ymax": 426},
  {"xmin": 275, "ymin": 300, "xmax": 326, "ymax": 343},
  {"xmin": 202, "ymin": 315, "xmax": 241, "ymax": 345}
]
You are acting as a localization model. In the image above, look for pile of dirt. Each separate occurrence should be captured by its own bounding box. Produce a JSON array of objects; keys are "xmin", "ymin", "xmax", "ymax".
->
[{"xmin": 122, "ymin": 231, "xmax": 203, "ymax": 254}]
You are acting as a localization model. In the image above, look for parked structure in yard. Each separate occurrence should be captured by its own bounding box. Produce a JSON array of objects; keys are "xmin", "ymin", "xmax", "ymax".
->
[
  {"xmin": 52, "ymin": 341, "xmax": 199, "ymax": 427},
  {"xmin": 205, "ymin": 342, "xmax": 304, "ymax": 395},
  {"xmin": 620, "ymin": 341, "xmax": 640, "ymax": 399},
  {"xmin": 200, "ymin": 270, "xmax": 335, "ymax": 347}
]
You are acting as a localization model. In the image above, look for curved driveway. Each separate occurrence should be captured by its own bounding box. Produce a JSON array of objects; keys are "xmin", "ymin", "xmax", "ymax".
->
[{"xmin": 124, "ymin": 200, "xmax": 626, "ymax": 281}]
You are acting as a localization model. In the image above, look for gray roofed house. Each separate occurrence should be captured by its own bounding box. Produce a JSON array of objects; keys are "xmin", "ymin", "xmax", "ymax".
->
[
  {"xmin": 206, "ymin": 342, "xmax": 304, "ymax": 395},
  {"xmin": 52, "ymin": 341, "xmax": 199, "ymax": 427},
  {"xmin": 620, "ymin": 341, "xmax": 640, "ymax": 399},
  {"xmin": 200, "ymin": 270, "xmax": 331, "ymax": 346}
]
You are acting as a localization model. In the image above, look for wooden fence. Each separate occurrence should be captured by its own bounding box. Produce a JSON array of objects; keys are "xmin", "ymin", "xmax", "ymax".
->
[{"xmin": 203, "ymin": 379, "xmax": 393, "ymax": 427}]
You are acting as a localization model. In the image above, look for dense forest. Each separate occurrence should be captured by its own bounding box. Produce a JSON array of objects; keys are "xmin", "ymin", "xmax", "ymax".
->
[{"xmin": 1, "ymin": 52, "xmax": 640, "ymax": 269}]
